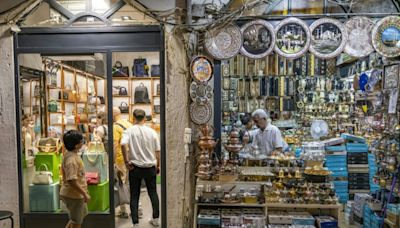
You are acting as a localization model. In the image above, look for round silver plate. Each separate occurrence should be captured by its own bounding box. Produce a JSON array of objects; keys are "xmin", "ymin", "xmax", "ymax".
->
[
  {"xmin": 190, "ymin": 55, "xmax": 213, "ymax": 84},
  {"xmin": 274, "ymin": 17, "xmax": 311, "ymax": 59},
  {"xmin": 190, "ymin": 102, "xmax": 212, "ymax": 125},
  {"xmin": 309, "ymin": 18, "xmax": 347, "ymax": 59},
  {"xmin": 205, "ymin": 23, "xmax": 243, "ymax": 60},
  {"xmin": 372, "ymin": 16, "xmax": 400, "ymax": 58},
  {"xmin": 190, "ymin": 81, "xmax": 213, "ymax": 103},
  {"xmin": 344, "ymin": 16, "xmax": 375, "ymax": 58},
  {"xmin": 240, "ymin": 20, "xmax": 276, "ymax": 59}
]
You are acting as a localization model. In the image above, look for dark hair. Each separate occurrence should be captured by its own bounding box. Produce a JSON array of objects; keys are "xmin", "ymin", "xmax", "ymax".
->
[
  {"xmin": 241, "ymin": 113, "xmax": 252, "ymax": 125},
  {"xmin": 97, "ymin": 112, "xmax": 108, "ymax": 124},
  {"xmin": 133, "ymin": 109, "xmax": 146, "ymax": 122},
  {"xmin": 63, "ymin": 130, "xmax": 83, "ymax": 151}
]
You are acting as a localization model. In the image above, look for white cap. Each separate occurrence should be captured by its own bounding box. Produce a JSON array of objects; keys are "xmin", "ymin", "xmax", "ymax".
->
[{"xmin": 252, "ymin": 109, "xmax": 269, "ymax": 119}]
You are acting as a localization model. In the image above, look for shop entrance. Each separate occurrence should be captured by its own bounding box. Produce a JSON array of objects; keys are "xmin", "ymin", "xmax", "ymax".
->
[{"xmin": 14, "ymin": 26, "xmax": 166, "ymax": 228}]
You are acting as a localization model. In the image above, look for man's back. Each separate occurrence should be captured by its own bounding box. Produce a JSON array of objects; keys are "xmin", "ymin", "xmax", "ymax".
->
[{"xmin": 121, "ymin": 124, "xmax": 160, "ymax": 168}]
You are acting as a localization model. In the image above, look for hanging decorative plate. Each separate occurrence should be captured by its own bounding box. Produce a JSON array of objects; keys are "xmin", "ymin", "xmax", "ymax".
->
[
  {"xmin": 190, "ymin": 81, "xmax": 213, "ymax": 103},
  {"xmin": 309, "ymin": 18, "xmax": 347, "ymax": 59},
  {"xmin": 205, "ymin": 23, "xmax": 243, "ymax": 60},
  {"xmin": 240, "ymin": 20, "xmax": 276, "ymax": 59},
  {"xmin": 190, "ymin": 101, "xmax": 212, "ymax": 125},
  {"xmin": 372, "ymin": 16, "xmax": 400, "ymax": 58},
  {"xmin": 274, "ymin": 17, "xmax": 311, "ymax": 59},
  {"xmin": 190, "ymin": 55, "xmax": 213, "ymax": 84},
  {"xmin": 344, "ymin": 16, "xmax": 375, "ymax": 58}
]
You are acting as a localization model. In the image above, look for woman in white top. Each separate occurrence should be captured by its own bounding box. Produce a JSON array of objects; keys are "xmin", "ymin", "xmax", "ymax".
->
[
  {"xmin": 93, "ymin": 113, "xmax": 108, "ymax": 149},
  {"xmin": 22, "ymin": 114, "xmax": 35, "ymax": 157}
]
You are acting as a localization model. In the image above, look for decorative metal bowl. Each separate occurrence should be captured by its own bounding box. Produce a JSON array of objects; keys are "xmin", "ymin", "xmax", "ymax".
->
[
  {"xmin": 372, "ymin": 16, "xmax": 400, "ymax": 58},
  {"xmin": 190, "ymin": 101, "xmax": 212, "ymax": 125},
  {"xmin": 309, "ymin": 18, "xmax": 347, "ymax": 59},
  {"xmin": 240, "ymin": 19, "xmax": 276, "ymax": 59},
  {"xmin": 344, "ymin": 16, "xmax": 375, "ymax": 58},
  {"xmin": 190, "ymin": 55, "xmax": 213, "ymax": 84},
  {"xmin": 205, "ymin": 23, "xmax": 243, "ymax": 60},
  {"xmin": 274, "ymin": 17, "xmax": 311, "ymax": 59}
]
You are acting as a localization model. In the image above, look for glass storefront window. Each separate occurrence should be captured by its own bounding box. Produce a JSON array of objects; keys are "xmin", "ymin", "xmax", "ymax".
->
[
  {"xmin": 56, "ymin": 0, "xmax": 116, "ymax": 15},
  {"xmin": 19, "ymin": 53, "xmax": 111, "ymax": 214}
]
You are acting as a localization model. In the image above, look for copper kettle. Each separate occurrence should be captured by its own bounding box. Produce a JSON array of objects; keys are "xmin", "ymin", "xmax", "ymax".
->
[{"xmin": 198, "ymin": 124, "xmax": 218, "ymax": 152}]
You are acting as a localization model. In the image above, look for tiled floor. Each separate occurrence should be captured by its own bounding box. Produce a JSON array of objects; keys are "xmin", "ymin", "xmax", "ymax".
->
[{"xmin": 116, "ymin": 185, "xmax": 161, "ymax": 228}]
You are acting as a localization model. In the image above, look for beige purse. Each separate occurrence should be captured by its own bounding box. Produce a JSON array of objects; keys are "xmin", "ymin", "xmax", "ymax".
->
[{"xmin": 36, "ymin": 137, "xmax": 61, "ymax": 153}]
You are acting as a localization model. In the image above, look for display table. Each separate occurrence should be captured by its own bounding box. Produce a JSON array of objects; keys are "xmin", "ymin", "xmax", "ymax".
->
[{"xmin": 265, "ymin": 203, "xmax": 343, "ymax": 222}]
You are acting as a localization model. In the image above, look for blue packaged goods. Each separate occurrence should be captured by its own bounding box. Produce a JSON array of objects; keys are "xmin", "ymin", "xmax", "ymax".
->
[
  {"xmin": 325, "ymin": 145, "xmax": 346, "ymax": 152},
  {"xmin": 322, "ymin": 138, "xmax": 345, "ymax": 146},
  {"xmin": 29, "ymin": 182, "xmax": 60, "ymax": 212},
  {"xmin": 341, "ymin": 134, "xmax": 366, "ymax": 143},
  {"xmin": 290, "ymin": 212, "xmax": 315, "ymax": 225},
  {"xmin": 316, "ymin": 216, "xmax": 338, "ymax": 228}
]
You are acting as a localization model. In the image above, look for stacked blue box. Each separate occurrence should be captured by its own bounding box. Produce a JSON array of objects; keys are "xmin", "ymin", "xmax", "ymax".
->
[
  {"xmin": 368, "ymin": 154, "xmax": 379, "ymax": 193},
  {"xmin": 370, "ymin": 213, "xmax": 383, "ymax": 228},
  {"xmin": 363, "ymin": 205, "xmax": 373, "ymax": 228},
  {"xmin": 333, "ymin": 181, "xmax": 349, "ymax": 203},
  {"xmin": 346, "ymin": 143, "xmax": 369, "ymax": 152},
  {"xmin": 326, "ymin": 155, "xmax": 347, "ymax": 177},
  {"xmin": 341, "ymin": 134, "xmax": 366, "ymax": 143},
  {"xmin": 295, "ymin": 148, "xmax": 302, "ymax": 158},
  {"xmin": 325, "ymin": 145, "xmax": 346, "ymax": 152}
]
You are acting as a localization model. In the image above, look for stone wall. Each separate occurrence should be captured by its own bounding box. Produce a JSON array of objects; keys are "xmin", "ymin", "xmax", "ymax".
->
[
  {"xmin": 0, "ymin": 25, "xmax": 20, "ymax": 228},
  {"xmin": 164, "ymin": 25, "xmax": 194, "ymax": 228}
]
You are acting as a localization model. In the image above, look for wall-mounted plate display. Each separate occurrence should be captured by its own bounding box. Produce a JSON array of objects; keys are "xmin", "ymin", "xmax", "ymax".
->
[
  {"xmin": 274, "ymin": 17, "xmax": 311, "ymax": 59},
  {"xmin": 205, "ymin": 23, "xmax": 243, "ymax": 60},
  {"xmin": 240, "ymin": 20, "xmax": 276, "ymax": 59},
  {"xmin": 309, "ymin": 18, "xmax": 347, "ymax": 59},
  {"xmin": 372, "ymin": 16, "xmax": 400, "ymax": 58},
  {"xmin": 190, "ymin": 81, "xmax": 213, "ymax": 103},
  {"xmin": 190, "ymin": 55, "xmax": 213, "ymax": 84},
  {"xmin": 190, "ymin": 101, "xmax": 212, "ymax": 125},
  {"xmin": 344, "ymin": 16, "xmax": 375, "ymax": 58}
]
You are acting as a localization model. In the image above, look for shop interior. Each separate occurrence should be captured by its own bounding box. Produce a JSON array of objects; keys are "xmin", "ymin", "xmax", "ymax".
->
[
  {"xmin": 192, "ymin": 17, "xmax": 400, "ymax": 228},
  {"xmin": 18, "ymin": 52, "xmax": 162, "ymax": 228}
]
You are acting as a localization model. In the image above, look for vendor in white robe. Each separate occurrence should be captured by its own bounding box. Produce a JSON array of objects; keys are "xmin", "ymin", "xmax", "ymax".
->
[{"xmin": 251, "ymin": 109, "xmax": 288, "ymax": 157}]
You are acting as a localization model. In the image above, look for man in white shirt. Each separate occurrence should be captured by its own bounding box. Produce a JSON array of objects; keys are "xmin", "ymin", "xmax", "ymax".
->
[
  {"xmin": 121, "ymin": 109, "xmax": 160, "ymax": 227},
  {"xmin": 251, "ymin": 109, "xmax": 288, "ymax": 156}
]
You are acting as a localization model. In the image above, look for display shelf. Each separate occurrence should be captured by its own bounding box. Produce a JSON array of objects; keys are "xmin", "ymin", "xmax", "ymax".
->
[
  {"xmin": 112, "ymin": 77, "xmax": 129, "ymax": 80},
  {"xmin": 112, "ymin": 95, "xmax": 130, "ymax": 98},
  {"xmin": 130, "ymin": 103, "xmax": 151, "ymax": 106},
  {"xmin": 196, "ymin": 203, "xmax": 265, "ymax": 207},
  {"xmin": 47, "ymin": 85, "xmax": 62, "ymax": 89},
  {"xmin": 265, "ymin": 203, "xmax": 342, "ymax": 209},
  {"xmin": 56, "ymin": 100, "xmax": 87, "ymax": 104}
]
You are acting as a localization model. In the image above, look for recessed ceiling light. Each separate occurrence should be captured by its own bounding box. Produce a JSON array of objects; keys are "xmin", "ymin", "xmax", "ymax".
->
[{"xmin": 121, "ymin": 16, "xmax": 132, "ymax": 21}]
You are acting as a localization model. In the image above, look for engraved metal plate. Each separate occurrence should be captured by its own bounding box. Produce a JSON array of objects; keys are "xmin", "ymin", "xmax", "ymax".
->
[
  {"xmin": 190, "ymin": 81, "xmax": 213, "ymax": 103},
  {"xmin": 274, "ymin": 17, "xmax": 311, "ymax": 59},
  {"xmin": 190, "ymin": 55, "xmax": 213, "ymax": 84},
  {"xmin": 240, "ymin": 20, "xmax": 276, "ymax": 59},
  {"xmin": 205, "ymin": 23, "xmax": 243, "ymax": 60},
  {"xmin": 344, "ymin": 16, "xmax": 375, "ymax": 58},
  {"xmin": 190, "ymin": 102, "xmax": 212, "ymax": 125},
  {"xmin": 372, "ymin": 16, "xmax": 400, "ymax": 58},
  {"xmin": 309, "ymin": 18, "xmax": 347, "ymax": 59}
]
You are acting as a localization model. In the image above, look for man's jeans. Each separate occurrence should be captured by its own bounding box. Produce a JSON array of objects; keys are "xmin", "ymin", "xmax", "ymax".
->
[{"xmin": 129, "ymin": 166, "xmax": 160, "ymax": 224}]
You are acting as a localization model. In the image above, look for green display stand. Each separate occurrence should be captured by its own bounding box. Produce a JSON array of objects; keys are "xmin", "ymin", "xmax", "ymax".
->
[
  {"xmin": 34, "ymin": 152, "xmax": 62, "ymax": 182},
  {"xmin": 88, "ymin": 180, "xmax": 109, "ymax": 212}
]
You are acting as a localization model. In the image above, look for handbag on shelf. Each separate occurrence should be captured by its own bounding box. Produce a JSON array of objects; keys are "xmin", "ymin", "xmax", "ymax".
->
[
  {"xmin": 134, "ymin": 83, "xmax": 150, "ymax": 104},
  {"xmin": 78, "ymin": 123, "xmax": 89, "ymax": 133},
  {"xmin": 112, "ymin": 61, "xmax": 129, "ymax": 77},
  {"xmin": 65, "ymin": 115, "xmax": 75, "ymax": 124},
  {"xmin": 48, "ymin": 100, "xmax": 58, "ymax": 112},
  {"xmin": 36, "ymin": 137, "xmax": 61, "ymax": 153},
  {"xmin": 34, "ymin": 85, "xmax": 41, "ymax": 97},
  {"xmin": 146, "ymin": 115, "xmax": 152, "ymax": 121},
  {"xmin": 151, "ymin": 65, "xmax": 160, "ymax": 77},
  {"xmin": 133, "ymin": 58, "xmax": 148, "ymax": 77},
  {"xmin": 87, "ymin": 141, "xmax": 106, "ymax": 154},
  {"xmin": 98, "ymin": 96, "xmax": 105, "ymax": 104},
  {"xmin": 119, "ymin": 87, "xmax": 128, "ymax": 96},
  {"xmin": 32, "ymin": 164, "xmax": 53, "ymax": 185},
  {"xmin": 156, "ymin": 84, "xmax": 160, "ymax": 96},
  {"xmin": 75, "ymin": 107, "xmax": 88, "ymax": 123},
  {"xmin": 32, "ymin": 105, "xmax": 40, "ymax": 114},
  {"xmin": 154, "ymin": 105, "xmax": 160, "ymax": 114},
  {"xmin": 85, "ymin": 172, "xmax": 100, "ymax": 185},
  {"xmin": 59, "ymin": 85, "xmax": 71, "ymax": 101},
  {"xmin": 89, "ymin": 96, "xmax": 101, "ymax": 105},
  {"xmin": 119, "ymin": 102, "xmax": 129, "ymax": 114}
]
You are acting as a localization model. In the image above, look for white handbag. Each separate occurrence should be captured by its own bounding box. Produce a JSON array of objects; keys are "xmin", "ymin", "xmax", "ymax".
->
[{"xmin": 32, "ymin": 164, "xmax": 53, "ymax": 185}]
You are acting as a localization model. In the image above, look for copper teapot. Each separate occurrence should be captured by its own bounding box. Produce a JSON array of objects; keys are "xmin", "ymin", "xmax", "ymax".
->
[{"xmin": 198, "ymin": 124, "xmax": 218, "ymax": 152}]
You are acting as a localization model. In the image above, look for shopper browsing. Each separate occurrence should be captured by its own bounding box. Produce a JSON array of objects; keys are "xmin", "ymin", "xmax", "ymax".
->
[
  {"xmin": 93, "ymin": 112, "xmax": 108, "ymax": 148},
  {"xmin": 113, "ymin": 107, "xmax": 133, "ymax": 218},
  {"xmin": 60, "ymin": 130, "xmax": 90, "ymax": 228},
  {"xmin": 121, "ymin": 109, "xmax": 160, "ymax": 227},
  {"xmin": 251, "ymin": 109, "xmax": 288, "ymax": 156}
]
